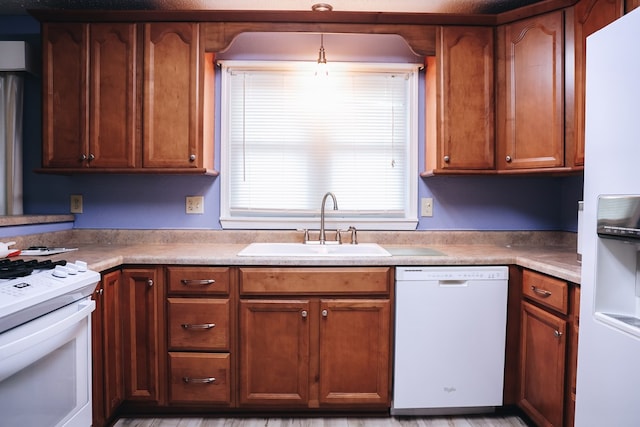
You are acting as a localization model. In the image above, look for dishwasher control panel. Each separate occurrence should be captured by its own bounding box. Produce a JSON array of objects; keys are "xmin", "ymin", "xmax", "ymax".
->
[{"xmin": 396, "ymin": 266, "xmax": 508, "ymax": 281}]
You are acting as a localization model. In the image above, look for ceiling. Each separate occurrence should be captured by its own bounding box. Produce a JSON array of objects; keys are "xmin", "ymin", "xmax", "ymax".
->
[{"xmin": 0, "ymin": 0, "xmax": 549, "ymax": 15}]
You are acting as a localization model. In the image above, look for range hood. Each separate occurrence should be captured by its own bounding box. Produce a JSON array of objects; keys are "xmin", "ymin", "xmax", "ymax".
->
[{"xmin": 0, "ymin": 41, "xmax": 34, "ymax": 73}]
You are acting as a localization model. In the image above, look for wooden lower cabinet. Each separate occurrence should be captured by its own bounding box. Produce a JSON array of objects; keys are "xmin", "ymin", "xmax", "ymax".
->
[
  {"xmin": 518, "ymin": 269, "xmax": 578, "ymax": 427},
  {"xmin": 165, "ymin": 266, "xmax": 234, "ymax": 407},
  {"xmin": 91, "ymin": 270, "xmax": 124, "ymax": 427},
  {"xmin": 238, "ymin": 267, "xmax": 392, "ymax": 410},
  {"xmin": 520, "ymin": 301, "xmax": 567, "ymax": 427},
  {"xmin": 168, "ymin": 352, "xmax": 231, "ymax": 404},
  {"xmin": 121, "ymin": 267, "xmax": 165, "ymax": 405}
]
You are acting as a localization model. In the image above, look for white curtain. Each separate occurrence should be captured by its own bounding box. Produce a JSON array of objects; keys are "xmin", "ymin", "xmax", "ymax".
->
[{"xmin": 0, "ymin": 72, "xmax": 24, "ymax": 215}]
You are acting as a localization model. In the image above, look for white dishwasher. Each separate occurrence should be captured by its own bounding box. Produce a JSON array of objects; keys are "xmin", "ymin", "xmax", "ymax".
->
[{"xmin": 392, "ymin": 265, "xmax": 509, "ymax": 415}]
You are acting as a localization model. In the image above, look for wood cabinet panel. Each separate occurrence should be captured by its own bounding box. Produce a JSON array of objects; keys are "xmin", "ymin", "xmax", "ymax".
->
[
  {"xmin": 167, "ymin": 298, "xmax": 230, "ymax": 351},
  {"xmin": 168, "ymin": 352, "xmax": 231, "ymax": 404},
  {"xmin": 143, "ymin": 22, "xmax": 202, "ymax": 169},
  {"xmin": 89, "ymin": 23, "xmax": 139, "ymax": 168},
  {"xmin": 520, "ymin": 300, "xmax": 567, "ymax": 427},
  {"xmin": 42, "ymin": 23, "xmax": 89, "ymax": 168},
  {"xmin": 318, "ymin": 299, "xmax": 390, "ymax": 406},
  {"xmin": 425, "ymin": 26, "xmax": 495, "ymax": 174},
  {"xmin": 239, "ymin": 299, "xmax": 311, "ymax": 406},
  {"xmin": 497, "ymin": 11, "xmax": 565, "ymax": 171},
  {"xmin": 571, "ymin": 0, "xmax": 623, "ymax": 166},
  {"xmin": 239, "ymin": 267, "xmax": 391, "ymax": 295},
  {"xmin": 91, "ymin": 270, "xmax": 124, "ymax": 427},
  {"xmin": 166, "ymin": 266, "xmax": 230, "ymax": 295},
  {"xmin": 522, "ymin": 269, "xmax": 569, "ymax": 314},
  {"xmin": 121, "ymin": 267, "xmax": 165, "ymax": 404}
]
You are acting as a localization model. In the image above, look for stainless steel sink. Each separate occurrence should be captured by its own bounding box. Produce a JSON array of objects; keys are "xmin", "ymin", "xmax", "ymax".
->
[{"xmin": 237, "ymin": 242, "xmax": 392, "ymax": 257}]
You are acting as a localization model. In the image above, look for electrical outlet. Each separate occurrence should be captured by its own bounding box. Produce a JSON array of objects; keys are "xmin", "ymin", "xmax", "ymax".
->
[
  {"xmin": 421, "ymin": 197, "xmax": 433, "ymax": 217},
  {"xmin": 186, "ymin": 196, "xmax": 204, "ymax": 214},
  {"xmin": 70, "ymin": 194, "xmax": 83, "ymax": 214}
]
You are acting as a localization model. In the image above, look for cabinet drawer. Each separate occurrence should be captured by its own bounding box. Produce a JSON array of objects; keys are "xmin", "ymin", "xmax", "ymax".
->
[
  {"xmin": 522, "ymin": 269, "xmax": 568, "ymax": 314},
  {"xmin": 168, "ymin": 298, "xmax": 230, "ymax": 350},
  {"xmin": 169, "ymin": 352, "xmax": 231, "ymax": 405},
  {"xmin": 239, "ymin": 267, "xmax": 391, "ymax": 295},
  {"xmin": 167, "ymin": 266, "xmax": 230, "ymax": 295}
]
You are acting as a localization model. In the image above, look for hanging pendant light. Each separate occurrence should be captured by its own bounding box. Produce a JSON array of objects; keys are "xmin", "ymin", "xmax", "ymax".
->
[{"xmin": 315, "ymin": 33, "xmax": 328, "ymax": 77}]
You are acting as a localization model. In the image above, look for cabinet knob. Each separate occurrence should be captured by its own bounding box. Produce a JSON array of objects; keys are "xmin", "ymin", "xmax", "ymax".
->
[
  {"xmin": 301, "ymin": 310, "xmax": 308, "ymax": 318},
  {"xmin": 443, "ymin": 155, "xmax": 450, "ymax": 163},
  {"xmin": 88, "ymin": 153, "xmax": 95, "ymax": 161},
  {"xmin": 554, "ymin": 330, "xmax": 563, "ymax": 338},
  {"xmin": 322, "ymin": 309, "xmax": 328, "ymax": 317},
  {"xmin": 147, "ymin": 279, "xmax": 153, "ymax": 287},
  {"xmin": 505, "ymin": 155, "xmax": 512, "ymax": 163},
  {"xmin": 189, "ymin": 154, "xmax": 196, "ymax": 161},
  {"xmin": 80, "ymin": 154, "xmax": 87, "ymax": 161}
]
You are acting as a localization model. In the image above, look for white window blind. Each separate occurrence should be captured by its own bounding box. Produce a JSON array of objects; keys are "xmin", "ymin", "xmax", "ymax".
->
[{"xmin": 220, "ymin": 61, "xmax": 419, "ymax": 230}]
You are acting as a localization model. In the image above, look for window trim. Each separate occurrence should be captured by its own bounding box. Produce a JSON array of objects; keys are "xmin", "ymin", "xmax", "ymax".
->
[{"xmin": 219, "ymin": 60, "xmax": 420, "ymax": 231}]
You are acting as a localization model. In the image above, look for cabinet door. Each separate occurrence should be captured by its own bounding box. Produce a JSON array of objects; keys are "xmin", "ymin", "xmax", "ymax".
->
[
  {"xmin": 101, "ymin": 270, "xmax": 125, "ymax": 417},
  {"xmin": 42, "ymin": 23, "xmax": 89, "ymax": 168},
  {"xmin": 318, "ymin": 299, "xmax": 391, "ymax": 406},
  {"xmin": 426, "ymin": 26, "xmax": 495, "ymax": 173},
  {"xmin": 91, "ymin": 280, "xmax": 106, "ymax": 427},
  {"xmin": 572, "ymin": 0, "xmax": 623, "ymax": 166},
  {"xmin": 121, "ymin": 267, "xmax": 164, "ymax": 404},
  {"xmin": 91, "ymin": 271, "xmax": 124, "ymax": 426},
  {"xmin": 143, "ymin": 22, "xmax": 202, "ymax": 169},
  {"xmin": 89, "ymin": 23, "xmax": 139, "ymax": 168},
  {"xmin": 520, "ymin": 301, "xmax": 567, "ymax": 427},
  {"xmin": 498, "ymin": 11, "xmax": 565, "ymax": 171},
  {"xmin": 238, "ymin": 299, "xmax": 310, "ymax": 406}
]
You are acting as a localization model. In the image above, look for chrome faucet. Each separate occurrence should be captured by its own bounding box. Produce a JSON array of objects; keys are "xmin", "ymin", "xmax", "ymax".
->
[{"xmin": 319, "ymin": 192, "xmax": 338, "ymax": 244}]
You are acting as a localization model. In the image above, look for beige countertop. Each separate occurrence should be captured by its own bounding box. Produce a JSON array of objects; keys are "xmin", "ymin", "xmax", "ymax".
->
[{"xmin": 33, "ymin": 241, "xmax": 581, "ymax": 284}]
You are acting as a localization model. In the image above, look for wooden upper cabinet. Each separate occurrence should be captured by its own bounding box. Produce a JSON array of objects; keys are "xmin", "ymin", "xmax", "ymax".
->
[
  {"xmin": 42, "ymin": 23, "xmax": 89, "ymax": 168},
  {"xmin": 143, "ymin": 22, "xmax": 214, "ymax": 171},
  {"xmin": 571, "ymin": 0, "xmax": 623, "ymax": 167},
  {"xmin": 425, "ymin": 26, "xmax": 495, "ymax": 175},
  {"xmin": 497, "ymin": 11, "xmax": 566, "ymax": 171},
  {"xmin": 89, "ymin": 23, "xmax": 139, "ymax": 168}
]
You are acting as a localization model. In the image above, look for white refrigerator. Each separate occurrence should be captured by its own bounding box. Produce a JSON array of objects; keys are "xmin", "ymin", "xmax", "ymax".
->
[{"xmin": 577, "ymin": 6, "xmax": 640, "ymax": 426}]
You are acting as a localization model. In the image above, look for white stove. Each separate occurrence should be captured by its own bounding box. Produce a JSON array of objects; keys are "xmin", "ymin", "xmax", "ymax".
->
[
  {"xmin": 0, "ymin": 259, "xmax": 100, "ymax": 333},
  {"xmin": 0, "ymin": 258, "xmax": 100, "ymax": 427}
]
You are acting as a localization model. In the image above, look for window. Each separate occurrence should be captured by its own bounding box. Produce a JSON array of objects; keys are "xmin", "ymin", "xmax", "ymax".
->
[{"xmin": 220, "ymin": 61, "xmax": 419, "ymax": 230}]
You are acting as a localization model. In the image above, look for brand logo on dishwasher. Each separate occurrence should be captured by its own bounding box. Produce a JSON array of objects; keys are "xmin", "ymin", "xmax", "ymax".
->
[{"xmin": 443, "ymin": 386, "xmax": 457, "ymax": 393}]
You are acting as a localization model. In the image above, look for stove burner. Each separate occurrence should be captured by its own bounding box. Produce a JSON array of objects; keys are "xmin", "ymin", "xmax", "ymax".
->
[{"xmin": 0, "ymin": 259, "xmax": 68, "ymax": 280}]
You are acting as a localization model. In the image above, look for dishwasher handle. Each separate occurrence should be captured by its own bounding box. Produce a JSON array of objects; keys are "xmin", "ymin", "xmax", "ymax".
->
[{"xmin": 438, "ymin": 280, "xmax": 469, "ymax": 287}]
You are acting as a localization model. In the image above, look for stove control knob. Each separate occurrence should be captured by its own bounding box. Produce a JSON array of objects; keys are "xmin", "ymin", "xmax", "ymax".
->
[
  {"xmin": 74, "ymin": 261, "xmax": 88, "ymax": 272},
  {"xmin": 53, "ymin": 265, "xmax": 69, "ymax": 278},
  {"xmin": 66, "ymin": 264, "xmax": 79, "ymax": 275}
]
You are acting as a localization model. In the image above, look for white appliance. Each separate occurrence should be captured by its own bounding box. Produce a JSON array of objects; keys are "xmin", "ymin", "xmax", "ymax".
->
[
  {"xmin": 576, "ymin": 7, "xmax": 640, "ymax": 426},
  {"xmin": 0, "ymin": 259, "xmax": 100, "ymax": 427},
  {"xmin": 392, "ymin": 266, "xmax": 508, "ymax": 415}
]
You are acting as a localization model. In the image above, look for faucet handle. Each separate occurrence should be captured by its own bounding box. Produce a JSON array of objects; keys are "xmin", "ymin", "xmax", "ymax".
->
[
  {"xmin": 348, "ymin": 226, "xmax": 358, "ymax": 244},
  {"xmin": 297, "ymin": 228, "xmax": 310, "ymax": 243},
  {"xmin": 335, "ymin": 229, "xmax": 342, "ymax": 244}
]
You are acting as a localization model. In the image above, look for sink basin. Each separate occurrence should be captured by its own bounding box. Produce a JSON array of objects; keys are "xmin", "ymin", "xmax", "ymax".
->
[{"xmin": 237, "ymin": 242, "xmax": 392, "ymax": 257}]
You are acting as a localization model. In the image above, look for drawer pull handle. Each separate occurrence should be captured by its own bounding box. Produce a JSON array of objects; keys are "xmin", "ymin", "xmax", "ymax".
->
[
  {"xmin": 554, "ymin": 330, "xmax": 563, "ymax": 338},
  {"xmin": 181, "ymin": 323, "xmax": 215, "ymax": 330},
  {"xmin": 181, "ymin": 279, "xmax": 216, "ymax": 286},
  {"xmin": 183, "ymin": 376, "xmax": 216, "ymax": 384},
  {"xmin": 531, "ymin": 286, "xmax": 552, "ymax": 297}
]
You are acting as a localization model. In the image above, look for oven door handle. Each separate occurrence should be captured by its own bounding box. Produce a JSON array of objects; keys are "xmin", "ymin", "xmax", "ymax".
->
[{"xmin": 0, "ymin": 298, "xmax": 96, "ymax": 382}]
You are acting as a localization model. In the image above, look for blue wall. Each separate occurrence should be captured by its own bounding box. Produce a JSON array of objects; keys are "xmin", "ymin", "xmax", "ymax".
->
[{"xmin": 2, "ymin": 15, "xmax": 584, "ymax": 232}]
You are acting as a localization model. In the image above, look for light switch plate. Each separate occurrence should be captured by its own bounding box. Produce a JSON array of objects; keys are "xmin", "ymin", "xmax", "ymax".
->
[
  {"xmin": 421, "ymin": 197, "xmax": 433, "ymax": 217},
  {"xmin": 70, "ymin": 194, "xmax": 83, "ymax": 214}
]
